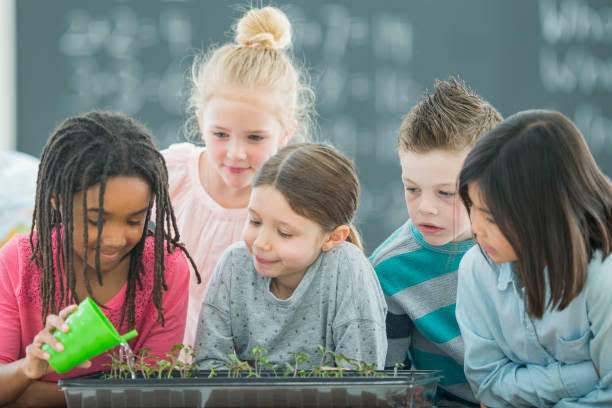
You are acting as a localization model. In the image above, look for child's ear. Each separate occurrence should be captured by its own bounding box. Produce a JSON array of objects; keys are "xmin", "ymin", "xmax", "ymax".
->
[
  {"xmin": 281, "ymin": 120, "xmax": 297, "ymax": 147},
  {"xmin": 321, "ymin": 225, "xmax": 350, "ymax": 252}
]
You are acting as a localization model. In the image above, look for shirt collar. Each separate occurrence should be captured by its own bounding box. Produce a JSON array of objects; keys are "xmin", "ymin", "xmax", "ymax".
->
[{"xmin": 497, "ymin": 261, "xmax": 517, "ymax": 291}]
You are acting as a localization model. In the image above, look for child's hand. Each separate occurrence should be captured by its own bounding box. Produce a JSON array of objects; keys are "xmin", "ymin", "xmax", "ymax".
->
[{"xmin": 21, "ymin": 304, "xmax": 91, "ymax": 379}]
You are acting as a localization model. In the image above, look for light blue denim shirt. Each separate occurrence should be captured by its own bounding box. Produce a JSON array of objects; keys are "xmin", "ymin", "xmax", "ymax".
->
[{"xmin": 456, "ymin": 247, "xmax": 612, "ymax": 407}]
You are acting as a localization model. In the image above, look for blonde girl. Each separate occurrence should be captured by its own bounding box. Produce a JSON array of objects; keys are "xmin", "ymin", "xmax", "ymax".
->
[{"xmin": 162, "ymin": 6, "xmax": 315, "ymax": 348}]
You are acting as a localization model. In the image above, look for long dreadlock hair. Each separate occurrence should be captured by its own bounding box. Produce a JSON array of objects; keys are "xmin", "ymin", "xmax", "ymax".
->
[{"xmin": 30, "ymin": 110, "xmax": 200, "ymax": 329}]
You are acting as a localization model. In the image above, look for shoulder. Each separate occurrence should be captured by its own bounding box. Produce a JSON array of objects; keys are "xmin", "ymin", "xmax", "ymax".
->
[
  {"xmin": 161, "ymin": 143, "xmax": 201, "ymax": 163},
  {"xmin": 0, "ymin": 233, "xmax": 39, "ymax": 304},
  {"xmin": 329, "ymin": 241, "xmax": 368, "ymax": 262},
  {"xmin": 459, "ymin": 246, "xmax": 489, "ymax": 274},
  {"xmin": 323, "ymin": 242, "xmax": 375, "ymax": 279},
  {"xmin": 0, "ymin": 233, "xmax": 34, "ymax": 273},
  {"xmin": 216, "ymin": 241, "xmax": 252, "ymax": 274},
  {"xmin": 369, "ymin": 220, "xmax": 417, "ymax": 267},
  {"xmin": 141, "ymin": 236, "xmax": 190, "ymax": 279},
  {"xmin": 457, "ymin": 246, "xmax": 503, "ymax": 296},
  {"xmin": 161, "ymin": 143, "xmax": 202, "ymax": 170}
]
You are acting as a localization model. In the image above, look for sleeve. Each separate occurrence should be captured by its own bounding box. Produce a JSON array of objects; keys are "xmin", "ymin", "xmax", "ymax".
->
[
  {"xmin": 132, "ymin": 246, "xmax": 190, "ymax": 358},
  {"xmin": 161, "ymin": 143, "xmax": 196, "ymax": 197},
  {"xmin": 373, "ymin": 258, "xmax": 413, "ymax": 368},
  {"xmin": 383, "ymin": 311, "xmax": 413, "ymax": 368},
  {"xmin": 194, "ymin": 247, "xmax": 235, "ymax": 369},
  {"xmin": 553, "ymin": 255, "xmax": 612, "ymax": 407},
  {"xmin": 333, "ymin": 245, "xmax": 388, "ymax": 370},
  {"xmin": 456, "ymin": 250, "xmax": 598, "ymax": 407},
  {"xmin": 0, "ymin": 238, "xmax": 23, "ymax": 364}
]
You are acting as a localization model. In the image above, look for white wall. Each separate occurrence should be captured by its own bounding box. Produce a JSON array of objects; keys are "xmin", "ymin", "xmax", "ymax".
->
[{"xmin": 0, "ymin": 0, "xmax": 16, "ymax": 151}]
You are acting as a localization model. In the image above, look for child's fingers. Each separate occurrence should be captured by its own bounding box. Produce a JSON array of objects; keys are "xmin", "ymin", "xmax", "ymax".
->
[
  {"xmin": 35, "ymin": 330, "xmax": 65, "ymax": 353},
  {"xmin": 25, "ymin": 341, "xmax": 51, "ymax": 361},
  {"xmin": 58, "ymin": 304, "xmax": 79, "ymax": 320},
  {"xmin": 77, "ymin": 360, "xmax": 92, "ymax": 369},
  {"xmin": 44, "ymin": 313, "xmax": 70, "ymax": 333}
]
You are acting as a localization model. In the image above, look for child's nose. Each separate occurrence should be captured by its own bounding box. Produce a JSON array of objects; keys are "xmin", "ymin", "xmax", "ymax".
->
[
  {"xmin": 227, "ymin": 139, "xmax": 247, "ymax": 160},
  {"xmin": 470, "ymin": 213, "xmax": 484, "ymax": 238},
  {"xmin": 417, "ymin": 197, "xmax": 437, "ymax": 215},
  {"xmin": 253, "ymin": 230, "xmax": 272, "ymax": 251},
  {"xmin": 100, "ymin": 224, "xmax": 128, "ymax": 248}
]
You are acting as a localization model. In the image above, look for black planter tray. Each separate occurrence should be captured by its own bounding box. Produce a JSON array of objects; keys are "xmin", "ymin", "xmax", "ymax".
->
[{"xmin": 59, "ymin": 369, "xmax": 442, "ymax": 407}]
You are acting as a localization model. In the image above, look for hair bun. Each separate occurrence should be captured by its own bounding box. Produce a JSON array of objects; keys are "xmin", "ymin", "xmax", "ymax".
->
[{"xmin": 235, "ymin": 7, "xmax": 292, "ymax": 51}]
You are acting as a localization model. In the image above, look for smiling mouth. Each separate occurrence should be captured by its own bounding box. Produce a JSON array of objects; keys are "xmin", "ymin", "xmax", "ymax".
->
[
  {"xmin": 226, "ymin": 166, "xmax": 249, "ymax": 174},
  {"xmin": 99, "ymin": 250, "xmax": 122, "ymax": 261},
  {"xmin": 255, "ymin": 255, "xmax": 278, "ymax": 265}
]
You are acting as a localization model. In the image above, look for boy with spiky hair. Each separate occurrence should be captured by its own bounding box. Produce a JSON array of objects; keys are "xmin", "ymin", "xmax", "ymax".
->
[{"xmin": 370, "ymin": 77, "xmax": 502, "ymax": 406}]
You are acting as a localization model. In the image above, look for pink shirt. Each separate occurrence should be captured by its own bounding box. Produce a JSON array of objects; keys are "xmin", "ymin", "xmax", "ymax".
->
[
  {"xmin": 0, "ymin": 232, "xmax": 189, "ymax": 382},
  {"xmin": 163, "ymin": 143, "xmax": 248, "ymax": 348}
]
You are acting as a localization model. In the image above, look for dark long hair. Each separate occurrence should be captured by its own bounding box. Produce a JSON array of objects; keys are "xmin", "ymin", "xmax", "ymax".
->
[
  {"xmin": 31, "ymin": 110, "xmax": 199, "ymax": 328},
  {"xmin": 253, "ymin": 143, "xmax": 363, "ymax": 251},
  {"xmin": 459, "ymin": 109, "xmax": 612, "ymax": 318}
]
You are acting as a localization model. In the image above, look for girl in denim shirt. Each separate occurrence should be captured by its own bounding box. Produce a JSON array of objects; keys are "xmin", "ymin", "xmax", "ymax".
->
[{"xmin": 456, "ymin": 110, "xmax": 612, "ymax": 407}]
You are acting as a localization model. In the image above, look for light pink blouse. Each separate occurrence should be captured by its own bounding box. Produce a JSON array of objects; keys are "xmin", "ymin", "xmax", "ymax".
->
[{"xmin": 162, "ymin": 143, "xmax": 248, "ymax": 348}]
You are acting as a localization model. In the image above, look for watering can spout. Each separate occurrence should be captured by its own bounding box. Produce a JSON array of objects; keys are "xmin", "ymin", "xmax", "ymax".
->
[{"xmin": 120, "ymin": 329, "xmax": 138, "ymax": 343}]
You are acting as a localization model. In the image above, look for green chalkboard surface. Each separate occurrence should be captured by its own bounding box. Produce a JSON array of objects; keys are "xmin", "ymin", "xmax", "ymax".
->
[{"xmin": 17, "ymin": 0, "xmax": 612, "ymax": 253}]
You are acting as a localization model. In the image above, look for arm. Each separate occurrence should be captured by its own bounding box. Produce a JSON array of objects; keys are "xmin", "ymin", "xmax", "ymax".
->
[
  {"xmin": 554, "ymin": 254, "xmax": 612, "ymax": 407},
  {"xmin": 333, "ymin": 319, "xmax": 388, "ymax": 370},
  {"xmin": 456, "ymin": 251, "xmax": 598, "ymax": 407},
  {"xmin": 0, "ymin": 305, "xmax": 88, "ymax": 407},
  {"xmin": 0, "ymin": 240, "xmax": 76, "ymax": 406},
  {"xmin": 194, "ymin": 248, "xmax": 235, "ymax": 369},
  {"xmin": 372, "ymin": 262, "xmax": 413, "ymax": 369},
  {"xmin": 334, "ymin": 247, "xmax": 388, "ymax": 369},
  {"xmin": 4, "ymin": 379, "xmax": 66, "ymax": 408}
]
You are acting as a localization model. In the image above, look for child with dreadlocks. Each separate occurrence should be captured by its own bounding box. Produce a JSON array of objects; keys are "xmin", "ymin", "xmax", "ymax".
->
[{"xmin": 0, "ymin": 110, "xmax": 199, "ymax": 406}]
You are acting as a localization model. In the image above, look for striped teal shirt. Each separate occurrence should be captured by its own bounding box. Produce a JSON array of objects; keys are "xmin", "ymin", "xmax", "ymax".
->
[{"xmin": 370, "ymin": 220, "xmax": 477, "ymax": 405}]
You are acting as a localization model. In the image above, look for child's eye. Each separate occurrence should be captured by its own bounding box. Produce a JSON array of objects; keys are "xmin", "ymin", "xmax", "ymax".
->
[
  {"xmin": 486, "ymin": 217, "xmax": 496, "ymax": 224},
  {"xmin": 127, "ymin": 220, "xmax": 143, "ymax": 226},
  {"xmin": 248, "ymin": 134, "xmax": 264, "ymax": 141},
  {"xmin": 249, "ymin": 219, "xmax": 261, "ymax": 226},
  {"xmin": 405, "ymin": 187, "xmax": 419, "ymax": 193},
  {"xmin": 438, "ymin": 191, "xmax": 456, "ymax": 197},
  {"xmin": 88, "ymin": 219, "xmax": 101, "ymax": 226},
  {"xmin": 278, "ymin": 230, "xmax": 292, "ymax": 238},
  {"xmin": 213, "ymin": 132, "xmax": 228, "ymax": 139}
]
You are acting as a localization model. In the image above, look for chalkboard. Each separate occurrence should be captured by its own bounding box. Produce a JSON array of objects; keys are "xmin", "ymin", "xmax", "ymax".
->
[{"xmin": 17, "ymin": 0, "xmax": 612, "ymax": 253}]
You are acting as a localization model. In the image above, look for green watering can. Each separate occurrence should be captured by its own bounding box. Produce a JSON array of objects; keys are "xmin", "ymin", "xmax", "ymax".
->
[{"xmin": 42, "ymin": 297, "xmax": 138, "ymax": 373}]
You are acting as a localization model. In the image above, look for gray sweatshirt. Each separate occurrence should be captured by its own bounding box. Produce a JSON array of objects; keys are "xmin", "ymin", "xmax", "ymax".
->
[{"xmin": 195, "ymin": 241, "xmax": 388, "ymax": 370}]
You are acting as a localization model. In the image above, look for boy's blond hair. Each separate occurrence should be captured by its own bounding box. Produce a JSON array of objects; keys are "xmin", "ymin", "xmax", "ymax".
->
[{"xmin": 399, "ymin": 77, "xmax": 502, "ymax": 152}]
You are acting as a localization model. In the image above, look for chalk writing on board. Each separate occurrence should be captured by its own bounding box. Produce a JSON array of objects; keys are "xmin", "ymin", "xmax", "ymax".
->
[
  {"xmin": 58, "ymin": 4, "xmax": 191, "ymax": 146},
  {"xmin": 538, "ymin": 0, "xmax": 612, "ymax": 155},
  {"xmin": 287, "ymin": 3, "xmax": 420, "ymax": 231}
]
